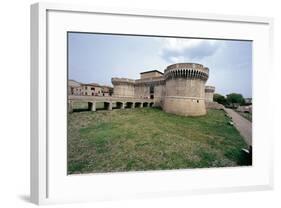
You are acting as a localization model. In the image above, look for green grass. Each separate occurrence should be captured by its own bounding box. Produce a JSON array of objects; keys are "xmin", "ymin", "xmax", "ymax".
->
[{"xmin": 67, "ymin": 108, "xmax": 249, "ymax": 174}]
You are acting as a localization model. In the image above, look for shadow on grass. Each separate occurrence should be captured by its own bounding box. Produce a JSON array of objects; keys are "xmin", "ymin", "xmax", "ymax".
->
[
  {"xmin": 237, "ymin": 149, "xmax": 252, "ymax": 166},
  {"xmin": 72, "ymin": 108, "xmax": 90, "ymax": 112}
]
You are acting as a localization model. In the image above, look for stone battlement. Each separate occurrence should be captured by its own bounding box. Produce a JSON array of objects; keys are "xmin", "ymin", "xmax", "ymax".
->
[
  {"xmin": 164, "ymin": 63, "xmax": 209, "ymax": 81},
  {"xmin": 166, "ymin": 63, "xmax": 204, "ymax": 70},
  {"xmin": 205, "ymin": 86, "xmax": 215, "ymax": 92},
  {"xmin": 135, "ymin": 76, "xmax": 165, "ymax": 86},
  {"xmin": 111, "ymin": 77, "xmax": 135, "ymax": 85}
]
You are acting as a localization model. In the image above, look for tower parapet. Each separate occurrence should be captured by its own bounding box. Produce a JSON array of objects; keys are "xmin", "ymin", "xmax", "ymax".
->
[
  {"xmin": 111, "ymin": 78, "xmax": 135, "ymax": 97},
  {"xmin": 163, "ymin": 63, "xmax": 209, "ymax": 116},
  {"xmin": 164, "ymin": 63, "xmax": 209, "ymax": 81},
  {"xmin": 205, "ymin": 86, "xmax": 215, "ymax": 92},
  {"xmin": 135, "ymin": 76, "xmax": 165, "ymax": 86},
  {"xmin": 111, "ymin": 77, "xmax": 135, "ymax": 85}
]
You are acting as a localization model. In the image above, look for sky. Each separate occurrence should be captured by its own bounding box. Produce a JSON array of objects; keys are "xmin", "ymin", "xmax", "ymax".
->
[{"xmin": 68, "ymin": 32, "xmax": 252, "ymax": 98}]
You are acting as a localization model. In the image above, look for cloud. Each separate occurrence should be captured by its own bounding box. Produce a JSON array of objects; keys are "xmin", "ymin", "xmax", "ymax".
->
[{"xmin": 159, "ymin": 38, "xmax": 221, "ymax": 63}]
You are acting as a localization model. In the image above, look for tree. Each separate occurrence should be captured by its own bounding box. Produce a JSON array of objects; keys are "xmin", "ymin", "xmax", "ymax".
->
[
  {"xmin": 226, "ymin": 93, "xmax": 245, "ymax": 107},
  {"xmin": 213, "ymin": 93, "xmax": 227, "ymax": 105}
]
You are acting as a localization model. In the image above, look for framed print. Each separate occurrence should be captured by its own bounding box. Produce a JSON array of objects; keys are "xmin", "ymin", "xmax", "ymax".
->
[{"xmin": 30, "ymin": 2, "xmax": 274, "ymax": 205}]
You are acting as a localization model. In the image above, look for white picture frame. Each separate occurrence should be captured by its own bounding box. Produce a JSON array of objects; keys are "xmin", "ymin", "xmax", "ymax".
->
[{"xmin": 30, "ymin": 2, "xmax": 274, "ymax": 205}]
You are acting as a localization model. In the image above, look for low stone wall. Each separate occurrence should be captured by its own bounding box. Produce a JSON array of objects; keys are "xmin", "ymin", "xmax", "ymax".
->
[
  {"xmin": 237, "ymin": 105, "xmax": 252, "ymax": 113},
  {"xmin": 205, "ymin": 101, "xmax": 225, "ymax": 110}
]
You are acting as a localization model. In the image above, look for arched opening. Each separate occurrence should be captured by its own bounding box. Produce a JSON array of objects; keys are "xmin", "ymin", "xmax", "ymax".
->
[
  {"xmin": 149, "ymin": 102, "xmax": 154, "ymax": 107},
  {"xmin": 143, "ymin": 102, "xmax": 148, "ymax": 107},
  {"xmin": 88, "ymin": 102, "xmax": 93, "ymax": 111},
  {"xmin": 95, "ymin": 102, "xmax": 112, "ymax": 111},
  {"xmin": 135, "ymin": 102, "xmax": 142, "ymax": 108},
  {"xmin": 195, "ymin": 71, "xmax": 198, "ymax": 78},
  {"xmin": 191, "ymin": 70, "xmax": 194, "ymax": 78},
  {"xmin": 104, "ymin": 102, "xmax": 112, "ymax": 110},
  {"xmin": 149, "ymin": 85, "xmax": 154, "ymax": 100},
  {"xmin": 125, "ymin": 102, "xmax": 134, "ymax": 109},
  {"xmin": 117, "ymin": 102, "xmax": 124, "ymax": 109},
  {"xmin": 114, "ymin": 102, "xmax": 124, "ymax": 109}
]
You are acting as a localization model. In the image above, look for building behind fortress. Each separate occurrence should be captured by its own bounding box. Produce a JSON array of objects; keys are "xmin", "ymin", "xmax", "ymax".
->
[{"xmin": 112, "ymin": 63, "xmax": 215, "ymax": 116}]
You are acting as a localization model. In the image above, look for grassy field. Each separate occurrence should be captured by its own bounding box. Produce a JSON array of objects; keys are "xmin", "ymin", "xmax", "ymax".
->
[{"xmin": 67, "ymin": 108, "xmax": 250, "ymax": 174}]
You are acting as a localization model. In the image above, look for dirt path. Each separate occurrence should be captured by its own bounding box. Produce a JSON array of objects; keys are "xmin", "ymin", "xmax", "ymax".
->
[{"xmin": 224, "ymin": 108, "xmax": 252, "ymax": 146}]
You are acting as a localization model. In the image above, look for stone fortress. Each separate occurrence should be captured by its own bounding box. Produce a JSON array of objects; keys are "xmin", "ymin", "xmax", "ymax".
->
[
  {"xmin": 112, "ymin": 62, "xmax": 215, "ymax": 116},
  {"xmin": 69, "ymin": 62, "xmax": 218, "ymax": 116}
]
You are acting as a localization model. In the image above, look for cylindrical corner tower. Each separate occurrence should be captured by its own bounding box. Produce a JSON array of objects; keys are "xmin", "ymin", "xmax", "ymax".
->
[
  {"xmin": 163, "ymin": 63, "xmax": 209, "ymax": 116},
  {"xmin": 205, "ymin": 86, "xmax": 215, "ymax": 102},
  {"xmin": 111, "ymin": 78, "xmax": 135, "ymax": 97}
]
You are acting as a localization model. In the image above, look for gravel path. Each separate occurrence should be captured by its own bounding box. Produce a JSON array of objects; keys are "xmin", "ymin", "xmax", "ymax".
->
[{"xmin": 224, "ymin": 108, "xmax": 252, "ymax": 146}]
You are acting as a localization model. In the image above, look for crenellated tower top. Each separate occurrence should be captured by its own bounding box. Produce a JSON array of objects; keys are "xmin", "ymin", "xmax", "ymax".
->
[
  {"xmin": 164, "ymin": 63, "xmax": 209, "ymax": 81},
  {"xmin": 205, "ymin": 86, "xmax": 215, "ymax": 92}
]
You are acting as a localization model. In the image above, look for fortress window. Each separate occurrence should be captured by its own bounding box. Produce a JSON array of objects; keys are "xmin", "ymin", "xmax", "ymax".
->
[
  {"xmin": 150, "ymin": 85, "xmax": 154, "ymax": 94},
  {"xmin": 197, "ymin": 100, "xmax": 199, "ymax": 103}
]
